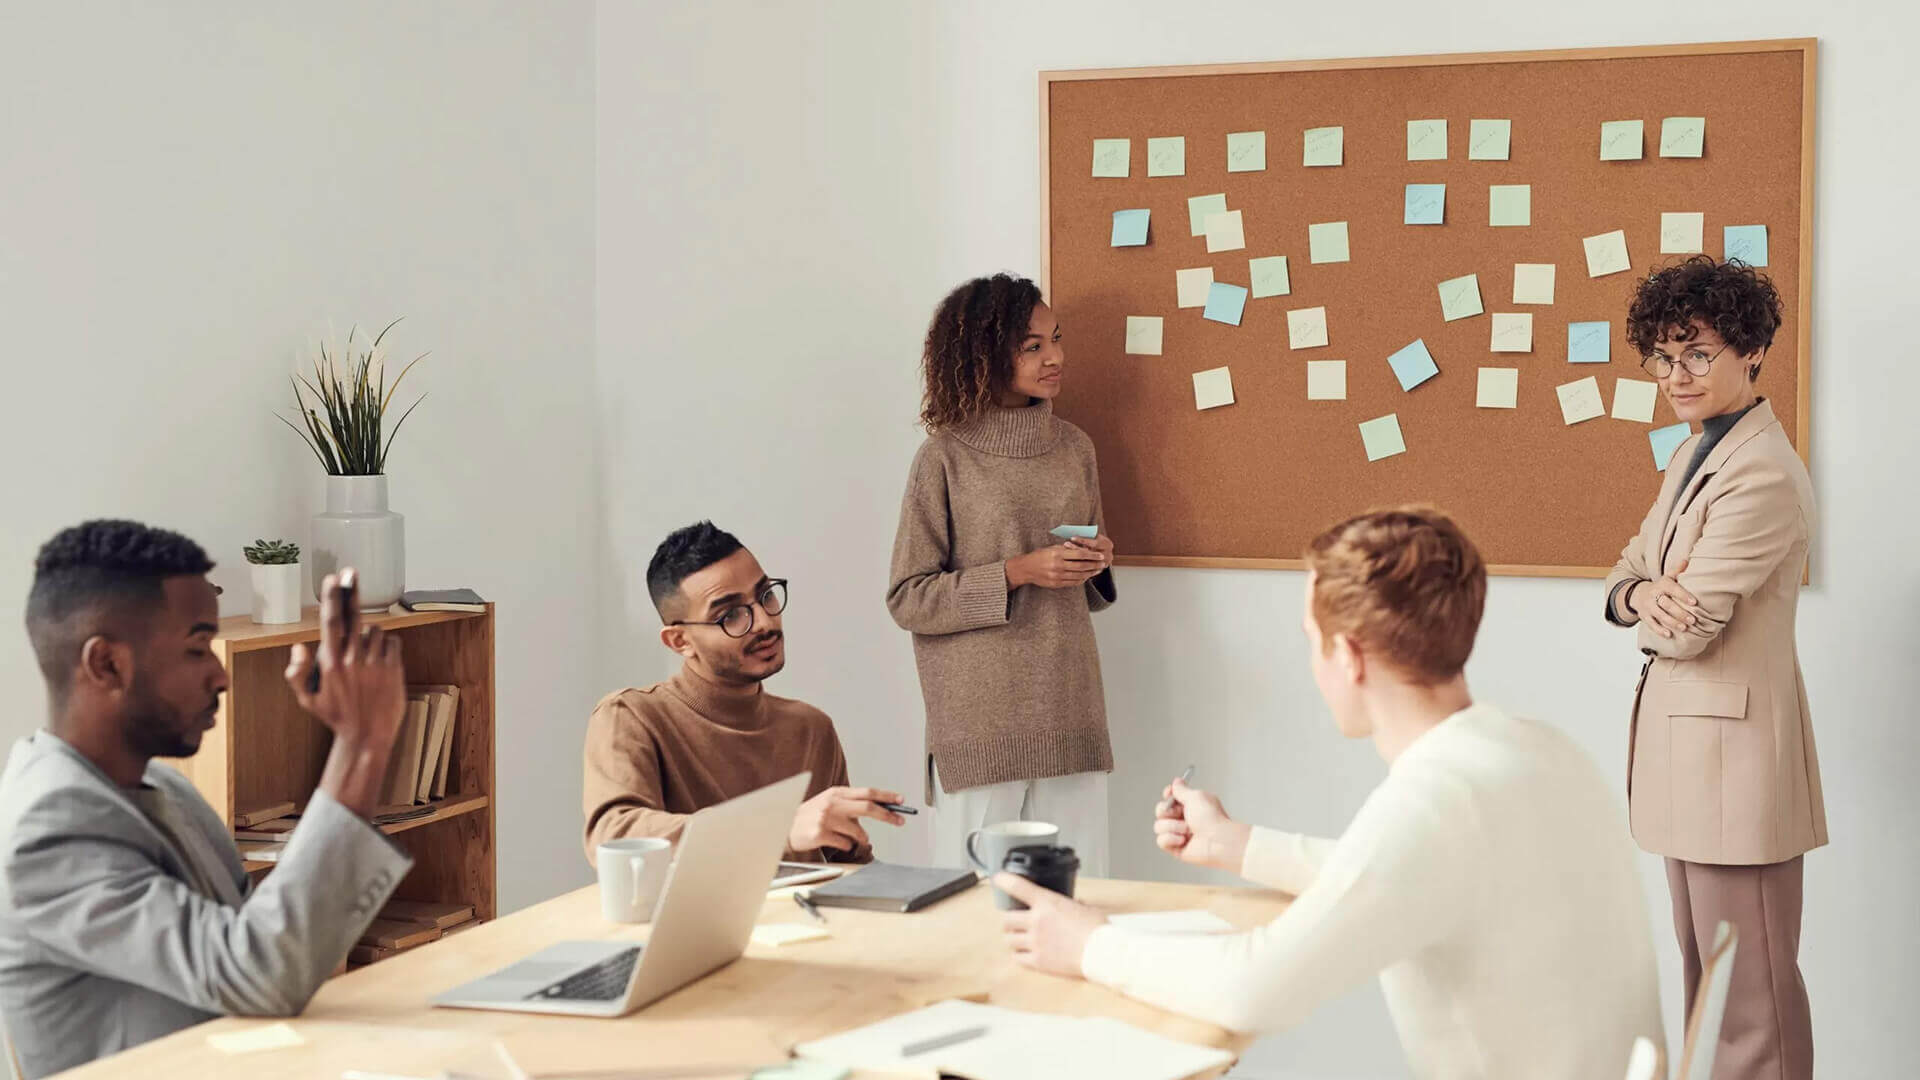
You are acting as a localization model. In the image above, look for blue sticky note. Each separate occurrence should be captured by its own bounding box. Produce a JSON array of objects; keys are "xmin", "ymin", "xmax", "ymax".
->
[
  {"xmin": 1203, "ymin": 282, "xmax": 1248, "ymax": 326},
  {"xmin": 1568, "ymin": 321, "xmax": 1611, "ymax": 364},
  {"xmin": 1724, "ymin": 224, "xmax": 1768, "ymax": 267},
  {"xmin": 1650, "ymin": 423, "xmax": 1693, "ymax": 471},
  {"xmin": 1050, "ymin": 524, "xmax": 1097, "ymax": 539},
  {"xmin": 1404, "ymin": 184, "xmax": 1446, "ymax": 225},
  {"xmin": 1387, "ymin": 339, "xmax": 1439, "ymax": 391},
  {"xmin": 1111, "ymin": 208, "xmax": 1150, "ymax": 247}
]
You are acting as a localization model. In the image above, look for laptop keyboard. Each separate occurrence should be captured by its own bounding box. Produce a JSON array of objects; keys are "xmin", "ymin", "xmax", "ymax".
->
[{"xmin": 526, "ymin": 946, "xmax": 641, "ymax": 1002}]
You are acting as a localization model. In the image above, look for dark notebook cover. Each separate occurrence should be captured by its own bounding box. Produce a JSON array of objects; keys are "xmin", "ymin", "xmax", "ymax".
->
[
  {"xmin": 806, "ymin": 861, "xmax": 978, "ymax": 913},
  {"xmin": 399, "ymin": 588, "xmax": 488, "ymax": 610}
]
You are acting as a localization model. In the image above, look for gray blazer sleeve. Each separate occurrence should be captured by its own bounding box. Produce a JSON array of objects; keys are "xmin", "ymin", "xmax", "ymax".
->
[{"xmin": 4, "ymin": 787, "xmax": 410, "ymax": 1016}]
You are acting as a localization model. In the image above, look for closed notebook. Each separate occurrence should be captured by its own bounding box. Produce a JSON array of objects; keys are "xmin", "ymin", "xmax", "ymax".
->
[
  {"xmin": 395, "ymin": 588, "xmax": 488, "ymax": 613},
  {"xmin": 805, "ymin": 862, "xmax": 977, "ymax": 913}
]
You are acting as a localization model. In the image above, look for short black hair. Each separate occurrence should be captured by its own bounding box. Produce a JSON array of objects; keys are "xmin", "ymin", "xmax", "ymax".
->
[
  {"xmin": 1626, "ymin": 255, "xmax": 1784, "ymax": 381},
  {"xmin": 646, "ymin": 521, "xmax": 743, "ymax": 621},
  {"xmin": 25, "ymin": 520, "xmax": 215, "ymax": 692}
]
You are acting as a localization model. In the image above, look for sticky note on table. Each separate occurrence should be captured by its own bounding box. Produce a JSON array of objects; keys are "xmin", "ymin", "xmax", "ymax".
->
[
  {"xmin": 1725, "ymin": 224, "xmax": 1768, "ymax": 266},
  {"xmin": 1650, "ymin": 422, "xmax": 1692, "ymax": 470},
  {"xmin": 1092, "ymin": 138, "xmax": 1130, "ymax": 177},
  {"xmin": 1601, "ymin": 120, "xmax": 1644, "ymax": 161},
  {"xmin": 1109, "ymin": 910, "xmax": 1237, "ymax": 934},
  {"xmin": 1147, "ymin": 136, "xmax": 1185, "ymax": 177},
  {"xmin": 1404, "ymin": 184, "xmax": 1446, "ymax": 225},
  {"xmin": 1359, "ymin": 414, "xmax": 1407, "ymax": 461},
  {"xmin": 1287, "ymin": 305, "xmax": 1329, "ymax": 349},
  {"xmin": 1661, "ymin": 212, "xmax": 1704, "ymax": 254},
  {"xmin": 1613, "ymin": 378, "xmax": 1658, "ymax": 423},
  {"xmin": 1513, "ymin": 263, "xmax": 1555, "ymax": 305},
  {"xmin": 1584, "ymin": 230, "xmax": 1631, "ymax": 277},
  {"xmin": 1406, "ymin": 119, "xmax": 1447, "ymax": 161},
  {"xmin": 751, "ymin": 923, "xmax": 831, "ymax": 947},
  {"xmin": 1568, "ymin": 321, "xmax": 1611, "ymax": 364},
  {"xmin": 1249, "ymin": 255, "xmax": 1291, "ymax": 298},
  {"xmin": 1309, "ymin": 221, "xmax": 1349, "ymax": 263},
  {"xmin": 1306, "ymin": 360, "xmax": 1346, "ymax": 400},
  {"xmin": 1477, "ymin": 367, "xmax": 1519, "ymax": 409},
  {"xmin": 1204, "ymin": 209, "xmax": 1246, "ymax": 253},
  {"xmin": 1110, "ymin": 209, "xmax": 1150, "ymax": 247},
  {"xmin": 1388, "ymin": 339, "xmax": 1439, "ymax": 390},
  {"xmin": 1557, "ymin": 376, "xmax": 1605, "ymax": 425},
  {"xmin": 1491, "ymin": 313, "xmax": 1533, "ymax": 353},
  {"xmin": 1227, "ymin": 130, "xmax": 1266, "ymax": 172},
  {"xmin": 1303, "ymin": 125, "xmax": 1344, "ymax": 166},
  {"xmin": 1124, "ymin": 315, "xmax": 1163, "ymax": 355},
  {"xmin": 1203, "ymin": 282, "xmax": 1248, "ymax": 326},
  {"xmin": 1438, "ymin": 274, "xmax": 1483, "ymax": 321},
  {"xmin": 208, "ymin": 1023, "xmax": 304, "ymax": 1055},
  {"xmin": 1192, "ymin": 366, "xmax": 1234, "ymax": 410},
  {"xmin": 1660, "ymin": 117, "xmax": 1706, "ymax": 158},
  {"xmin": 1187, "ymin": 193, "xmax": 1227, "ymax": 237},
  {"xmin": 1176, "ymin": 267, "xmax": 1214, "ymax": 308},
  {"xmin": 1489, "ymin": 185, "xmax": 1531, "ymax": 227},
  {"xmin": 1469, "ymin": 119, "xmax": 1511, "ymax": 161}
]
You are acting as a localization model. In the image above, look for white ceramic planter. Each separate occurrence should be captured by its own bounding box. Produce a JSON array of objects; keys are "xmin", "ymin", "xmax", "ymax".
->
[
  {"xmin": 248, "ymin": 562, "xmax": 303, "ymax": 625},
  {"xmin": 311, "ymin": 475, "xmax": 405, "ymax": 610}
]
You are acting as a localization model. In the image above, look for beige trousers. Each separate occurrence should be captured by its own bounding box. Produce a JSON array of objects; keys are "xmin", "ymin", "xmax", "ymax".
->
[{"xmin": 1665, "ymin": 856, "xmax": 1813, "ymax": 1080}]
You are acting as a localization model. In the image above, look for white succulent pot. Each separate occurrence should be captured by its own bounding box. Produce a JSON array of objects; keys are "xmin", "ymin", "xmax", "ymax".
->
[
  {"xmin": 248, "ymin": 562, "xmax": 304, "ymax": 625},
  {"xmin": 311, "ymin": 475, "xmax": 406, "ymax": 611}
]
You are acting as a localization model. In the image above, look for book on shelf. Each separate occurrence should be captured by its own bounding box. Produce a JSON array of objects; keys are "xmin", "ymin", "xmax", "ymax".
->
[
  {"xmin": 236, "ymin": 841, "xmax": 288, "ymax": 863},
  {"xmin": 381, "ymin": 899, "xmax": 474, "ymax": 930},
  {"xmin": 233, "ymin": 801, "xmax": 296, "ymax": 828},
  {"xmin": 358, "ymin": 918, "xmax": 442, "ymax": 951},
  {"xmin": 416, "ymin": 684, "xmax": 460, "ymax": 803},
  {"xmin": 380, "ymin": 694, "xmax": 431, "ymax": 807},
  {"xmin": 233, "ymin": 818, "xmax": 297, "ymax": 842},
  {"xmin": 390, "ymin": 588, "xmax": 487, "ymax": 614}
]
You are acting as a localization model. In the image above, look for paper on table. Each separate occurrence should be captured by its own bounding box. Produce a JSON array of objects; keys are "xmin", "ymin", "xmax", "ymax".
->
[
  {"xmin": 1187, "ymin": 193, "xmax": 1227, "ymax": 237},
  {"xmin": 1613, "ymin": 378, "xmax": 1658, "ymax": 423},
  {"xmin": 1557, "ymin": 376, "xmax": 1605, "ymax": 425},
  {"xmin": 1303, "ymin": 125, "xmax": 1344, "ymax": 166},
  {"xmin": 1249, "ymin": 255, "xmax": 1291, "ymax": 298},
  {"xmin": 1092, "ymin": 139, "xmax": 1130, "ymax": 178},
  {"xmin": 1477, "ymin": 367, "xmax": 1519, "ymax": 409},
  {"xmin": 1109, "ymin": 910, "xmax": 1237, "ymax": 934},
  {"xmin": 1660, "ymin": 117, "xmax": 1706, "ymax": 158},
  {"xmin": 1175, "ymin": 267, "xmax": 1214, "ymax": 308},
  {"xmin": 1227, "ymin": 130, "xmax": 1266, "ymax": 172},
  {"xmin": 1513, "ymin": 263, "xmax": 1555, "ymax": 305},
  {"xmin": 1650, "ymin": 422, "xmax": 1692, "ymax": 471},
  {"xmin": 1584, "ymin": 230, "xmax": 1631, "ymax": 277},
  {"xmin": 1287, "ymin": 305, "xmax": 1329, "ymax": 349},
  {"xmin": 751, "ymin": 923, "xmax": 832, "ymax": 947},
  {"xmin": 1388, "ymin": 339, "xmax": 1440, "ymax": 391},
  {"xmin": 751, "ymin": 1061, "xmax": 851, "ymax": 1080},
  {"xmin": 1661, "ymin": 212, "xmax": 1704, "ymax": 254},
  {"xmin": 1469, "ymin": 119, "xmax": 1511, "ymax": 161},
  {"xmin": 1404, "ymin": 184, "xmax": 1445, "ymax": 225},
  {"xmin": 1202, "ymin": 282, "xmax": 1248, "ymax": 326},
  {"xmin": 1491, "ymin": 313, "xmax": 1533, "ymax": 353},
  {"xmin": 1438, "ymin": 274, "xmax": 1483, "ymax": 321},
  {"xmin": 1359, "ymin": 414, "xmax": 1407, "ymax": 462},
  {"xmin": 1308, "ymin": 221, "xmax": 1349, "ymax": 263},
  {"xmin": 1192, "ymin": 366, "xmax": 1234, "ymax": 410},
  {"xmin": 1125, "ymin": 316, "xmax": 1163, "ymax": 355},
  {"xmin": 1204, "ymin": 209, "xmax": 1246, "ymax": 253},
  {"xmin": 1306, "ymin": 360, "xmax": 1346, "ymax": 401},
  {"xmin": 1489, "ymin": 184, "xmax": 1530, "ymax": 227},
  {"xmin": 1407, "ymin": 119, "xmax": 1447, "ymax": 161},
  {"xmin": 1724, "ymin": 224, "xmax": 1768, "ymax": 266},
  {"xmin": 1600, "ymin": 120, "xmax": 1644, "ymax": 161},
  {"xmin": 208, "ymin": 1023, "xmax": 304, "ymax": 1054},
  {"xmin": 1110, "ymin": 209, "xmax": 1150, "ymax": 247},
  {"xmin": 1146, "ymin": 136, "xmax": 1185, "ymax": 177},
  {"xmin": 1568, "ymin": 321, "xmax": 1611, "ymax": 365}
]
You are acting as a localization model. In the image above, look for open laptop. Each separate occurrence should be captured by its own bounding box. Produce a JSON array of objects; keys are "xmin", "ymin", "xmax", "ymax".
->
[{"xmin": 431, "ymin": 771, "xmax": 808, "ymax": 1017}]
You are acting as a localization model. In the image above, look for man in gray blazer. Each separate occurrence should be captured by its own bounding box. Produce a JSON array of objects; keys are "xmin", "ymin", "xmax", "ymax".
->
[{"xmin": 0, "ymin": 520, "xmax": 414, "ymax": 1078}]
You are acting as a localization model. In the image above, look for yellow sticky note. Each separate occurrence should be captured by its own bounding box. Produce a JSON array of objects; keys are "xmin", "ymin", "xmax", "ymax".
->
[
  {"xmin": 1204, "ymin": 210, "xmax": 1246, "ymax": 253},
  {"xmin": 1406, "ymin": 119, "xmax": 1447, "ymax": 161},
  {"xmin": 1613, "ymin": 378, "xmax": 1658, "ymax": 423},
  {"xmin": 1601, "ymin": 120, "xmax": 1644, "ymax": 161},
  {"xmin": 1187, "ymin": 193, "xmax": 1226, "ymax": 237},
  {"xmin": 1469, "ymin": 119, "xmax": 1511, "ymax": 161},
  {"xmin": 1308, "ymin": 221, "xmax": 1349, "ymax": 264},
  {"xmin": 1359, "ymin": 414, "xmax": 1406, "ymax": 461},
  {"xmin": 1489, "ymin": 185, "xmax": 1530, "ymax": 227},
  {"xmin": 1287, "ymin": 306, "xmax": 1329, "ymax": 350},
  {"xmin": 208, "ymin": 1023, "xmax": 304, "ymax": 1055},
  {"xmin": 1175, "ymin": 267, "xmax": 1214, "ymax": 308},
  {"xmin": 750, "ymin": 923, "xmax": 831, "ymax": 948},
  {"xmin": 1249, "ymin": 255, "xmax": 1290, "ymax": 299},
  {"xmin": 1491, "ymin": 313, "xmax": 1533, "ymax": 353},
  {"xmin": 1147, "ymin": 136, "xmax": 1185, "ymax": 177},
  {"xmin": 1124, "ymin": 316, "xmax": 1163, "ymax": 356},
  {"xmin": 1192, "ymin": 366, "xmax": 1234, "ymax": 410},
  {"xmin": 1306, "ymin": 360, "xmax": 1346, "ymax": 401},
  {"xmin": 1226, "ymin": 130, "xmax": 1266, "ymax": 172},
  {"xmin": 1584, "ymin": 230, "xmax": 1631, "ymax": 277},
  {"xmin": 1660, "ymin": 117, "xmax": 1706, "ymax": 158},
  {"xmin": 1477, "ymin": 367, "xmax": 1519, "ymax": 409},
  {"xmin": 1303, "ymin": 126, "xmax": 1344, "ymax": 166},
  {"xmin": 1513, "ymin": 263, "xmax": 1555, "ymax": 305},
  {"xmin": 1661, "ymin": 212, "xmax": 1704, "ymax": 254},
  {"xmin": 1092, "ymin": 139, "xmax": 1130, "ymax": 178},
  {"xmin": 1438, "ymin": 274, "xmax": 1483, "ymax": 321},
  {"xmin": 1557, "ymin": 376, "xmax": 1605, "ymax": 425}
]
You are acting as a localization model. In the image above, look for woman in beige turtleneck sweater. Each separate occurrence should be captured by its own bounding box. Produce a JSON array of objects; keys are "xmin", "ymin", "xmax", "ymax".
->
[{"xmin": 887, "ymin": 274, "xmax": 1118, "ymax": 876}]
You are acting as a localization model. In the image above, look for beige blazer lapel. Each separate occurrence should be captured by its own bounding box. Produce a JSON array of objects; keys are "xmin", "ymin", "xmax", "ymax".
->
[{"xmin": 1655, "ymin": 399, "xmax": 1780, "ymax": 574}]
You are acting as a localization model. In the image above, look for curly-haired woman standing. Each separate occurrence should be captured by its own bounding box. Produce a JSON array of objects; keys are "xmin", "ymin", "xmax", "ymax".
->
[
  {"xmin": 887, "ymin": 274, "xmax": 1117, "ymax": 875},
  {"xmin": 1602, "ymin": 255, "xmax": 1822, "ymax": 1079}
]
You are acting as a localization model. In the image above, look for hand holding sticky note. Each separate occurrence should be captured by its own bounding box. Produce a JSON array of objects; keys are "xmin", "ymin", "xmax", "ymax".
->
[{"xmin": 1050, "ymin": 525, "xmax": 1098, "ymax": 540}]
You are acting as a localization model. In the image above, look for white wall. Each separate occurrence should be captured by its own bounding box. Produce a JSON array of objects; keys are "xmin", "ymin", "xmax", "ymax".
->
[{"xmin": 0, "ymin": 0, "xmax": 600, "ymax": 915}]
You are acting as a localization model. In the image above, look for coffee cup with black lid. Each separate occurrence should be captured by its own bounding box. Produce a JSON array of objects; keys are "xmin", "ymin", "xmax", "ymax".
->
[{"xmin": 999, "ymin": 844, "xmax": 1079, "ymax": 911}]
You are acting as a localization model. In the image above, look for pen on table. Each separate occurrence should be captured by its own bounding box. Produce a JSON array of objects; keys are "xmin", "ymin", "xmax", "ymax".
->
[
  {"xmin": 876, "ymin": 801, "xmax": 919, "ymax": 816},
  {"xmin": 793, "ymin": 891, "xmax": 828, "ymax": 924}
]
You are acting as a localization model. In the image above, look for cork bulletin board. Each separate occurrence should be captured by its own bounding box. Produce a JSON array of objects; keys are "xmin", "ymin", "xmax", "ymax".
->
[{"xmin": 1041, "ymin": 39, "xmax": 1815, "ymax": 577}]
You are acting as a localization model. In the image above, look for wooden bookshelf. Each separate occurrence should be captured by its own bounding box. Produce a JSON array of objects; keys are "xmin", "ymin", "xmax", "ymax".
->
[{"xmin": 166, "ymin": 605, "xmax": 498, "ymax": 946}]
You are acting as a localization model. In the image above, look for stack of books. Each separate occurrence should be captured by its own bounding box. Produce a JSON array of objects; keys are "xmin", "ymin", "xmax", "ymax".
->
[
  {"xmin": 349, "ymin": 900, "xmax": 477, "ymax": 965},
  {"xmin": 380, "ymin": 683, "xmax": 462, "ymax": 809}
]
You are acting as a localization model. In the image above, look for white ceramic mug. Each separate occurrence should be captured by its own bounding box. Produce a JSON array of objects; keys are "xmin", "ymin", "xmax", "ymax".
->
[
  {"xmin": 966, "ymin": 821, "xmax": 1060, "ymax": 910},
  {"xmin": 596, "ymin": 837, "xmax": 673, "ymax": 923}
]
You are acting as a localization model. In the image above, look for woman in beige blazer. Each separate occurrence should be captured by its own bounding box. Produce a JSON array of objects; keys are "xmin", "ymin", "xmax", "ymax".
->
[{"xmin": 1603, "ymin": 256, "xmax": 1823, "ymax": 1080}]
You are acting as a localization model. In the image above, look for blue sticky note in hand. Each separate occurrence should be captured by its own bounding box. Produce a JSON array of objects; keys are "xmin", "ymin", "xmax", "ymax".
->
[
  {"xmin": 1050, "ymin": 524, "xmax": 1097, "ymax": 540},
  {"xmin": 1568, "ymin": 321, "xmax": 1611, "ymax": 364},
  {"xmin": 1387, "ymin": 339, "xmax": 1439, "ymax": 391},
  {"xmin": 1650, "ymin": 423, "xmax": 1692, "ymax": 471},
  {"xmin": 1202, "ymin": 282, "xmax": 1248, "ymax": 326},
  {"xmin": 1404, "ymin": 184, "xmax": 1446, "ymax": 225},
  {"xmin": 1111, "ymin": 209, "xmax": 1150, "ymax": 247},
  {"xmin": 1724, "ymin": 224, "xmax": 1768, "ymax": 267}
]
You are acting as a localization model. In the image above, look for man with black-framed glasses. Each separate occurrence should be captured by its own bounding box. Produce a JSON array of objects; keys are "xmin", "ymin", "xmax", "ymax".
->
[{"xmin": 582, "ymin": 520, "xmax": 904, "ymax": 864}]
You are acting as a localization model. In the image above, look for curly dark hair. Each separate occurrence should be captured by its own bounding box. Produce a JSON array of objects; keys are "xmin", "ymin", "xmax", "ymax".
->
[
  {"xmin": 646, "ymin": 520, "xmax": 743, "ymax": 621},
  {"xmin": 26, "ymin": 519, "xmax": 214, "ymax": 689},
  {"xmin": 919, "ymin": 274, "xmax": 1043, "ymax": 431},
  {"xmin": 1626, "ymin": 255, "xmax": 1783, "ymax": 381}
]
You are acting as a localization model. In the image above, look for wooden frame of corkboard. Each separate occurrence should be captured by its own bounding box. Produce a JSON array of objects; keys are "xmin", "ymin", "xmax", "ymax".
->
[{"xmin": 1040, "ymin": 39, "xmax": 1814, "ymax": 578}]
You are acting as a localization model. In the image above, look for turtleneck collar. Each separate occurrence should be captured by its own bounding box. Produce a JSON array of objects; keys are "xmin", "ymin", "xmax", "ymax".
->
[
  {"xmin": 946, "ymin": 398, "xmax": 1059, "ymax": 459},
  {"xmin": 664, "ymin": 662, "xmax": 771, "ymax": 731},
  {"xmin": 1702, "ymin": 397, "xmax": 1761, "ymax": 440}
]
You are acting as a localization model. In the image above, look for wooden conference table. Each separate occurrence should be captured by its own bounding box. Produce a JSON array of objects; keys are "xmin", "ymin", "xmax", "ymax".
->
[{"xmin": 55, "ymin": 876, "xmax": 1291, "ymax": 1079}]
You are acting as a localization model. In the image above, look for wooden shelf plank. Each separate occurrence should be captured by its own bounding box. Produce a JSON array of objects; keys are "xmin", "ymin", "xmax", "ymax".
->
[
  {"xmin": 215, "ymin": 607, "xmax": 487, "ymax": 654},
  {"xmin": 240, "ymin": 793, "xmax": 491, "ymax": 872}
]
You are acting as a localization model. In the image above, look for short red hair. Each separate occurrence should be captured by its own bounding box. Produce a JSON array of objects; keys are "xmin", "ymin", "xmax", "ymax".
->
[{"xmin": 1303, "ymin": 506, "xmax": 1486, "ymax": 685}]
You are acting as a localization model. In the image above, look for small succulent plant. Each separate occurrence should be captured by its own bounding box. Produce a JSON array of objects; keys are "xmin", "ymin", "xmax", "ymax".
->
[{"xmin": 243, "ymin": 539, "xmax": 301, "ymax": 565}]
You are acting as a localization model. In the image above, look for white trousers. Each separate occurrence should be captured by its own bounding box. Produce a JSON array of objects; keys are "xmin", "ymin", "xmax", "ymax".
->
[{"xmin": 930, "ymin": 761, "xmax": 1110, "ymax": 879}]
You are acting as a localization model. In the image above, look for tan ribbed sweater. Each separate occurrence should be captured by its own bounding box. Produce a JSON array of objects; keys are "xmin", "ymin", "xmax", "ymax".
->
[
  {"xmin": 581, "ymin": 665, "xmax": 869, "ymax": 864},
  {"xmin": 886, "ymin": 399, "xmax": 1116, "ymax": 794}
]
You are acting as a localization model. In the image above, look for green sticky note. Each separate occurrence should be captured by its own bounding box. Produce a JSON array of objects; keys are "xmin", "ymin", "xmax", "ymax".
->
[
  {"xmin": 1249, "ymin": 255, "xmax": 1291, "ymax": 299},
  {"xmin": 1489, "ymin": 184, "xmax": 1530, "ymax": 227},
  {"xmin": 1147, "ymin": 136, "xmax": 1185, "ymax": 177},
  {"xmin": 1359, "ymin": 414, "xmax": 1407, "ymax": 461},
  {"xmin": 1468, "ymin": 119, "xmax": 1511, "ymax": 161},
  {"xmin": 1438, "ymin": 274, "xmax": 1483, "ymax": 322},
  {"xmin": 1227, "ymin": 130, "xmax": 1266, "ymax": 172},
  {"xmin": 1308, "ymin": 221, "xmax": 1349, "ymax": 263},
  {"xmin": 1600, "ymin": 120, "xmax": 1644, "ymax": 161},
  {"xmin": 1303, "ymin": 126, "xmax": 1344, "ymax": 166},
  {"xmin": 1092, "ymin": 138, "xmax": 1130, "ymax": 177},
  {"xmin": 1406, "ymin": 119, "xmax": 1447, "ymax": 161},
  {"xmin": 1660, "ymin": 117, "xmax": 1705, "ymax": 158},
  {"xmin": 1187, "ymin": 193, "xmax": 1226, "ymax": 237}
]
